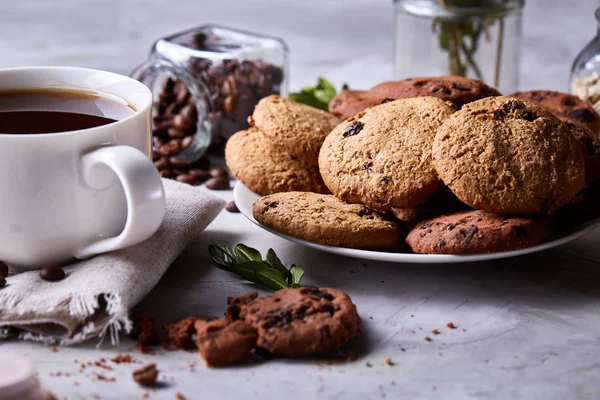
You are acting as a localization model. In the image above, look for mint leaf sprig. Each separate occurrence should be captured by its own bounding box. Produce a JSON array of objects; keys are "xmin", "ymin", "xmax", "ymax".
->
[
  {"xmin": 208, "ymin": 240, "xmax": 304, "ymax": 291},
  {"xmin": 290, "ymin": 78, "xmax": 349, "ymax": 111}
]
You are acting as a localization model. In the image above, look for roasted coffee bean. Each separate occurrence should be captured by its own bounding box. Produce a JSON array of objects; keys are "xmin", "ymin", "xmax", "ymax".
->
[
  {"xmin": 164, "ymin": 102, "xmax": 179, "ymax": 116},
  {"xmin": 133, "ymin": 363, "xmax": 158, "ymax": 387},
  {"xmin": 152, "ymin": 151, "xmax": 161, "ymax": 161},
  {"xmin": 225, "ymin": 201, "xmax": 239, "ymax": 213},
  {"xmin": 159, "ymin": 169, "xmax": 173, "ymax": 178},
  {"xmin": 223, "ymin": 95, "xmax": 237, "ymax": 113},
  {"xmin": 180, "ymin": 104, "xmax": 197, "ymax": 122},
  {"xmin": 173, "ymin": 114, "xmax": 193, "ymax": 131},
  {"xmin": 181, "ymin": 135, "xmax": 195, "ymax": 149},
  {"xmin": 163, "ymin": 77, "xmax": 175, "ymax": 92},
  {"xmin": 189, "ymin": 168, "xmax": 211, "ymax": 181},
  {"xmin": 40, "ymin": 265, "xmax": 65, "ymax": 281},
  {"xmin": 175, "ymin": 88, "xmax": 189, "ymax": 106},
  {"xmin": 158, "ymin": 140, "xmax": 182, "ymax": 156},
  {"xmin": 0, "ymin": 277, "xmax": 5, "ymax": 288},
  {"xmin": 169, "ymin": 157, "xmax": 191, "ymax": 168},
  {"xmin": 0, "ymin": 262, "xmax": 8, "ymax": 278},
  {"xmin": 154, "ymin": 157, "xmax": 171, "ymax": 170},
  {"xmin": 176, "ymin": 174, "xmax": 199, "ymax": 185},
  {"xmin": 210, "ymin": 167, "xmax": 229, "ymax": 178},
  {"xmin": 205, "ymin": 177, "xmax": 231, "ymax": 190},
  {"xmin": 167, "ymin": 128, "xmax": 186, "ymax": 139},
  {"xmin": 172, "ymin": 169, "xmax": 187, "ymax": 176}
]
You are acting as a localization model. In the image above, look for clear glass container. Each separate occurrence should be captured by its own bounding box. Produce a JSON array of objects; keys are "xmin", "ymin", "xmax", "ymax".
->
[
  {"xmin": 570, "ymin": 7, "xmax": 600, "ymax": 113},
  {"xmin": 394, "ymin": 0, "xmax": 524, "ymax": 94},
  {"xmin": 132, "ymin": 25, "xmax": 288, "ymax": 166}
]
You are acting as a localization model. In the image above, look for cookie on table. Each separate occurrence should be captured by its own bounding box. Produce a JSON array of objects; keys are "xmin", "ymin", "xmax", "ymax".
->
[
  {"xmin": 328, "ymin": 89, "xmax": 378, "ymax": 121},
  {"xmin": 432, "ymin": 96, "xmax": 585, "ymax": 215},
  {"xmin": 319, "ymin": 96, "xmax": 456, "ymax": 211},
  {"xmin": 225, "ymin": 128, "xmax": 329, "ymax": 196},
  {"xmin": 231, "ymin": 287, "xmax": 362, "ymax": 357},
  {"xmin": 370, "ymin": 76, "xmax": 502, "ymax": 108},
  {"xmin": 406, "ymin": 210, "xmax": 551, "ymax": 254},
  {"xmin": 511, "ymin": 90, "xmax": 600, "ymax": 134},
  {"xmin": 195, "ymin": 318, "xmax": 257, "ymax": 367},
  {"xmin": 560, "ymin": 117, "xmax": 600, "ymax": 184},
  {"xmin": 252, "ymin": 192, "xmax": 403, "ymax": 249},
  {"xmin": 251, "ymin": 95, "xmax": 339, "ymax": 165}
]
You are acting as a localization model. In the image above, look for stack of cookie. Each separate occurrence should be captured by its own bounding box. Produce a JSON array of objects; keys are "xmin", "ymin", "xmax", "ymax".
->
[
  {"xmin": 225, "ymin": 95, "xmax": 338, "ymax": 195},
  {"xmin": 229, "ymin": 76, "xmax": 600, "ymax": 255}
]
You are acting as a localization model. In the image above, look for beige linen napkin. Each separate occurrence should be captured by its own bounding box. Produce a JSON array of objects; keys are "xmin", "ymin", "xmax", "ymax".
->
[{"xmin": 0, "ymin": 179, "xmax": 225, "ymax": 345}]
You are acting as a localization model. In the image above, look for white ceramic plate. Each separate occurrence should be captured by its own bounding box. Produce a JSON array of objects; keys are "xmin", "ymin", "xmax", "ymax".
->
[{"xmin": 234, "ymin": 182, "xmax": 600, "ymax": 263}]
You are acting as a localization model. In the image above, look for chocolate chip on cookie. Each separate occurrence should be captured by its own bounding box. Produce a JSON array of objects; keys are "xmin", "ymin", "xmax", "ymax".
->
[
  {"xmin": 433, "ymin": 96, "xmax": 585, "ymax": 215},
  {"xmin": 230, "ymin": 287, "xmax": 362, "ymax": 357},
  {"xmin": 251, "ymin": 95, "xmax": 339, "ymax": 165},
  {"xmin": 252, "ymin": 192, "xmax": 403, "ymax": 249},
  {"xmin": 406, "ymin": 210, "xmax": 551, "ymax": 254},
  {"xmin": 511, "ymin": 90, "xmax": 600, "ymax": 134},
  {"xmin": 319, "ymin": 97, "xmax": 456, "ymax": 211},
  {"xmin": 225, "ymin": 128, "xmax": 329, "ymax": 195}
]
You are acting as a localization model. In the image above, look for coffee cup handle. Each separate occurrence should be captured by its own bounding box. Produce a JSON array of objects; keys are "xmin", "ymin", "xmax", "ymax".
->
[{"xmin": 74, "ymin": 145, "xmax": 166, "ymax": 259}]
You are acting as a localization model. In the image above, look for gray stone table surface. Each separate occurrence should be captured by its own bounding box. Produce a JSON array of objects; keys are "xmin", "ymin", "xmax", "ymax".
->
[{"xmin": 2, "ymin": 0, "xmax": 600, "ymax": 399}]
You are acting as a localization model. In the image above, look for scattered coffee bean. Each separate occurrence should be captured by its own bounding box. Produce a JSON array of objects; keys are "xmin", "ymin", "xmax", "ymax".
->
[
  {"xmin": 0, "ymin": 262, "xmax": 8, "ymax": 278},
  {"xmin": 176, "ymin": 174, "xmax": 199, "ymax": 185},
  {"xmin": 133, "ymin": 363, "xmax": 158, "ymax": 386},
  {"xmin": 205, "ymin": 177, "xmax": 231, "ymax": 190},
  {"xmin": 189, "ymin": 168, "xmax": 211, "ymax": 181},
  {"xmin": 159, "ymin": 169, "xmax": 173, "ymax": 178},
  {"xmin": 40, "ymin": 265, "xmax": 65, "ymax": 281},
  {"xmin": 225, "ymin": 201, "xmax": 239, "ymax": 213},
  {"xmin": 210, "ymin": 167, "xmax": 229, "ymax": 178},
  {"xmin": 0, "ymin": 277, "xmax": 5, "ymax": 288}
]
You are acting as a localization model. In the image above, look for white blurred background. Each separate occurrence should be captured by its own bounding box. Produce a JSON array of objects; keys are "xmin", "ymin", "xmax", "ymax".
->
[{"xmin": 0, "ymin": 0, "xmax": 597, "ymax": 91}]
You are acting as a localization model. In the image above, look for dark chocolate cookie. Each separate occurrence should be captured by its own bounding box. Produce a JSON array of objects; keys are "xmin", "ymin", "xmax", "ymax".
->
[
  {"xmin": 511, "ymin": 90, "xmax": 600, "ymax": 134},
  {"xmin": 328, "ymin": 89, "xmax": 378, "ymax": 121},
  {"xmin": 370, "ymin": 76, "xmax": 501, "ymax": 108},
  {"xmin": 230, "ymin": 287, "xmax": 362, "ymax": 357},
  {"xmin": 195, "ymin": 319, "xmax": 257, "ymax": 367},
  {"xmin": 560, "ymin": 117, "xmax": 600, "ymax": 184},
  {"xmin": 406, "ymin": 210, "xmax": 551, "ymax": 254}
]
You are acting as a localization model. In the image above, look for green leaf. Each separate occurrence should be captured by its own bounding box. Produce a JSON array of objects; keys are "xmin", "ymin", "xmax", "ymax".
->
[
  {"xmin": 289, "ymin": 264, "xmax": 305, "ymax": 286},
  {"xmin": 255, "ymin": 268, "xmax": 290, "ymax": 291},
  {"xmin": 234, "ymin": 261, "xmax": 265, "ymax": 282},
  {"xmin": 235, "ymin": 244, "xmax": 262, "ymax": 262},
  {"xmin": 265, "ymin": 249, "xmax": 291, "ymax": 279},
  {"xmin": 290, "ymin": 78, "xmax": 344, "ymax": 112}
]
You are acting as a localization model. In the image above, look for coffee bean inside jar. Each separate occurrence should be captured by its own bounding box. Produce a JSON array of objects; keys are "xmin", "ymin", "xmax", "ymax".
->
[{"xmin": 134, "ymin": 25, "xmax": 288, "ymax": 185}]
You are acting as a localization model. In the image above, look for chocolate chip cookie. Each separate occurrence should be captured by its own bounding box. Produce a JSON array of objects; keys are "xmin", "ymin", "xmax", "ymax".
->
[
  {"xmin": 251, "ymin": 95, "xmax": 340, "ymax": 165},
  {"xmin": 225, "ymin": 128, "xmax": 329, "ymax": 195},
  {"xmin": 370, "ymin": 76, "xmax": 502, "ymax": 108},
  {"xmin": 195, "ymin": 318, "xmax": 257, "ymax": 367},
  {"xmin": 328, "ymin": 89, "xmax": 378, "ymax": 121},
  {"xmin": 252, "ymin": 192, "xmax": 403, "ymax": 249},
  {"xmin": 406, "ymin": 210, "xmax": 551, "ymax": 254},
  {"xmin": 511, "ymin": 90, "xmax": 600, "ymax": 134},
  {"xmin": 560, "ymin": 117, "xmax": 600, "ymax": 184},
  {"xmin": 433, "ymin": 97, "xmax": 585, "ymax": 215},
  {"xmin": 319, "ymin": 97, "xmax": 456, "ymax": 211},
  {"xmin": 230, "ymin": 287, "xmax": 362, "ymax": 357},
  {"xmin": 327, "ymin": 76, "xmax": 500, "ymax": 122}
]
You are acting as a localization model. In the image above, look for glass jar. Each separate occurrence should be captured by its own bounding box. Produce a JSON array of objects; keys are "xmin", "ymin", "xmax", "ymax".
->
[
  {"xmin": 570, "ymin": 7, "xmax": 600, "ymax": 113},
  {"xmin": 394, "ymin": 0, "xmax": 524, "ymax": 94},
  {"xmin": 131, "ymin": 25, "xmax": 288, "ymax": 172}
]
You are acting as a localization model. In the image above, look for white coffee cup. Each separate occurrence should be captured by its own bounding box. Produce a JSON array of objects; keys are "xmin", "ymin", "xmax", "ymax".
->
[{"xmin": 0, "ymin": 66, "xmax": 165, "ymax": 269}]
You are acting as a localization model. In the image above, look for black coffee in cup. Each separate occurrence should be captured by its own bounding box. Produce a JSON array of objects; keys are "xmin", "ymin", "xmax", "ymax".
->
[{"xmin": 0, "ymin": 89, "xmax": 136, "ymax": 134}]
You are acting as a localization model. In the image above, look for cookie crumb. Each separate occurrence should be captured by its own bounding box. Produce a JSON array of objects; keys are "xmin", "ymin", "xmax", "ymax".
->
[
  {"xmin": 50, "ymin": 347, "xmax": 57, "ymax": 353},
  {"xmin": 366, "ymin": 362, "xmax": 373, "ymax": 367},
  {"xmin": 432, "ymin": 329, "xmax": 441, "ymax": 335},
  {"xmin": 385, "ymin": 358, "xmax": 394, "ymax": 366},
  {"xmin": 424, "ymin": 336, "xmax": 433, "ymax": 342},
  {"xmin": 446, "ymin": 322, "xmax": 456, "ymax": 329},
  {"xmin": 111, "ymin": 354, "xmax": 134, "ymax": 364},
  {"xmin": 133, "ymin": 363, "xmax": 158, "ymax": 387},
  {"xmin": 462, "ymin": 328, "xmax": 467, "ymax": 332},
  {"xmin": 410, "ymin": 314, "xmax": 414, "ymax": 317},
  {"xmin": 176, "ymin": 393, "xmax": 185, "ymax": 400}
]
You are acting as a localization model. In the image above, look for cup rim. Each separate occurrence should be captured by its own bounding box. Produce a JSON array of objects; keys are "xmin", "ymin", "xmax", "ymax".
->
[{"xmin": 0, "ymin": 66, "xmax": 152, "ymax": 137}]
